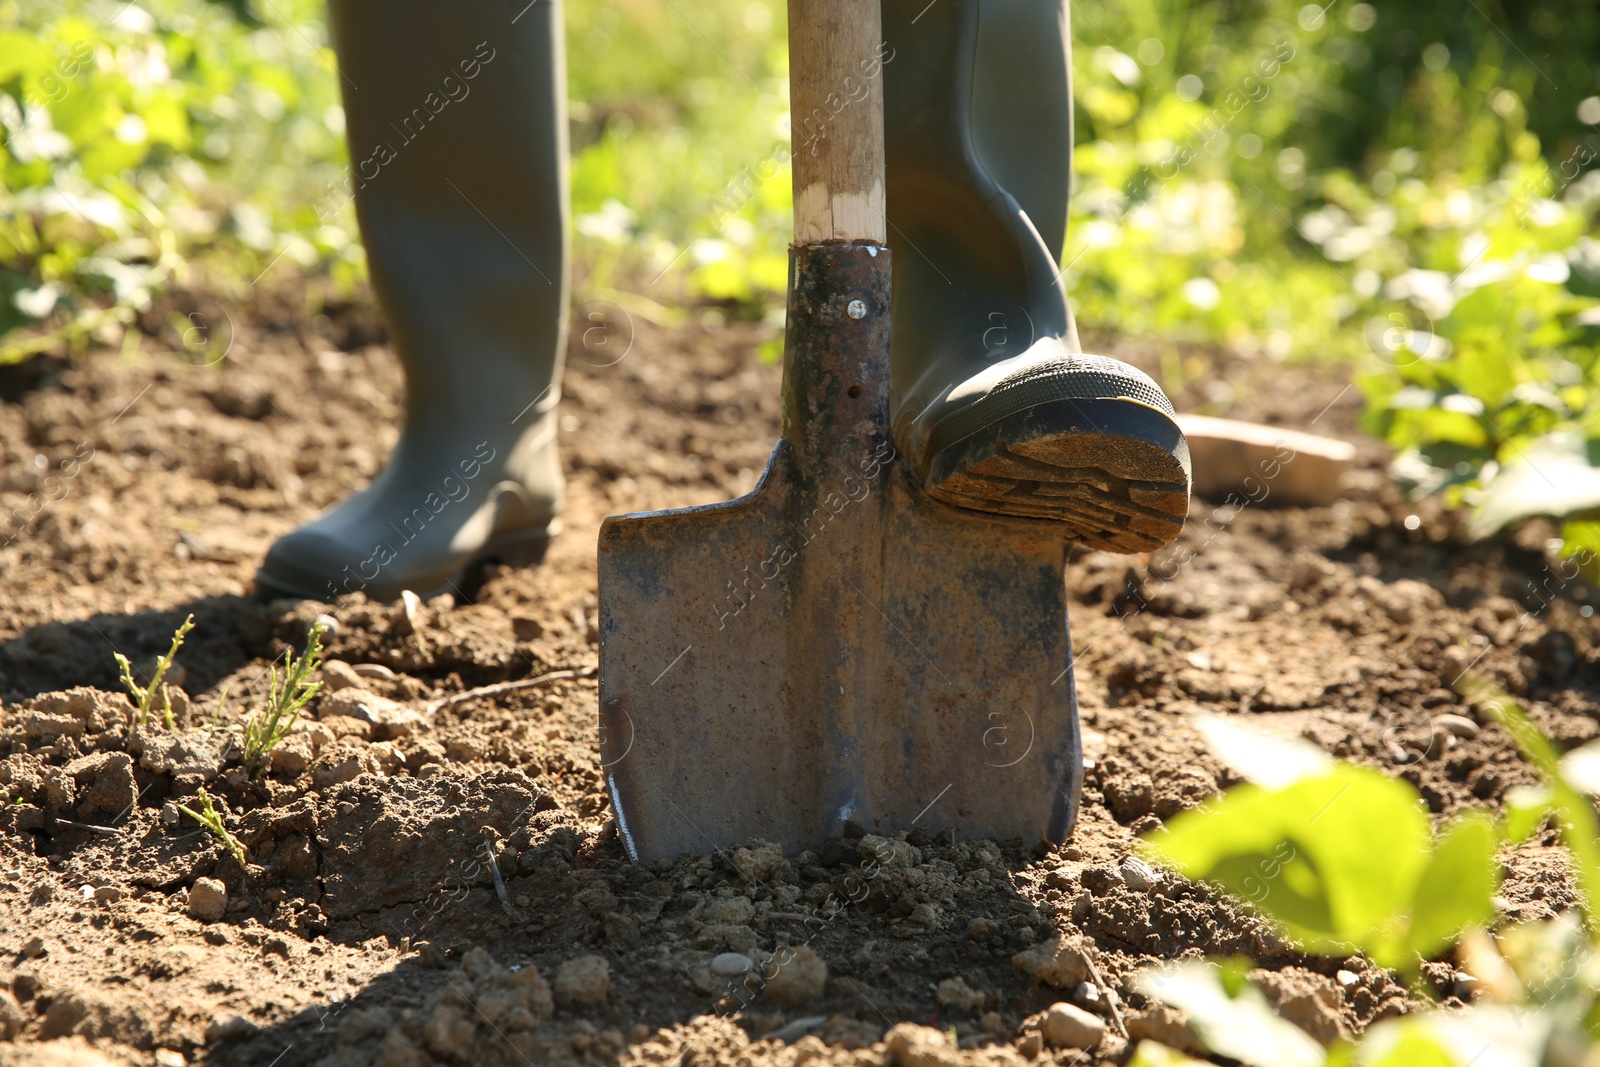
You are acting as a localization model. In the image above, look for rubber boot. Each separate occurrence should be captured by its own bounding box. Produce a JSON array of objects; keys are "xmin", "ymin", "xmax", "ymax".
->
[
  {"xmin": 256, "ymin": 0, "xmax": 568, "ymax": 603},
  {"xmin": 883, "ymin": 0, "xmax": 1190, "ymax": 553}
]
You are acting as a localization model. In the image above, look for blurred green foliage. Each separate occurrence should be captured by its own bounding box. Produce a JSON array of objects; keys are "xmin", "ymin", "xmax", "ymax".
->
[
  {"xmin": 0, "ymin": 0, "xmax": 353, "ymax": 359},
  {"xmin": 5, "ymin": 0, "xmax": 1600, "ymax": 557}
]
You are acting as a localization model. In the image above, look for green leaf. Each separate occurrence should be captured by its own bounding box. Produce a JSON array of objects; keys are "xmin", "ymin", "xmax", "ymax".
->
[
  {"xmin": 1468, "ymin": 432, "xmax": 1600, "ymax": 539},
  {"xmin": 1404, "ymin": 812, "xmax": 1499, "ymax": 959},
  {"xmin": 1502, "ymin": 784, "xmax": 1554, "ymax": 844},
  {"xmin": 1458, "ymin": 678, "xmax": 1600, "ymax": 929},
  {"xmin": 1144, "ymin": 764, "xmax": 1431, "ymax": 966},
  {"xmin": 0, "ymin": 32, "xmax": 52, "ymax": 83},
  {"xmin": 1557, "ymin": 517, "xmax": 1600, "ymax": 582}
]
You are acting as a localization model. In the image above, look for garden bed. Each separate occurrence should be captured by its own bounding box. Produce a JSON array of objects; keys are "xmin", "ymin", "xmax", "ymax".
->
[{"xmin": 0, "ymin": 296, "xmax": 1595, "ymax": 1066}]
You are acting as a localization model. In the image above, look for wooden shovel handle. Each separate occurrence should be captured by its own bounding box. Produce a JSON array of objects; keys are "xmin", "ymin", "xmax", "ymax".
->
[{"xmin": 787, "ymin": 0, "xmax": 887, "ymax": 244}]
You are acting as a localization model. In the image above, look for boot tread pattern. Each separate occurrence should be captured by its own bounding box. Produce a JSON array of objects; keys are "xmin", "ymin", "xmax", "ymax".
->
[{"xmin": 927, "ymin": 437, "xmax": 1189, "ymax": 553}]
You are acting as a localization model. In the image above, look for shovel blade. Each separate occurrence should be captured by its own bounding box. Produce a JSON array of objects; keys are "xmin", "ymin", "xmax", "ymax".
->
[
  {"xmin": 599, "ymin": 459, "xmax": 1079, "ymax": 862},
  {"xmin": 597, "ymin": 243, "xmax": 1080, "ymax": 862}
]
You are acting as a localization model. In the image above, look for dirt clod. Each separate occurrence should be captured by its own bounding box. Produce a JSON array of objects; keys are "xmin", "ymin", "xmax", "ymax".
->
[
  {"xmin": 764, "ymin": 944, "xmax": 829, "ymax": 1007},
  {"xmin": 936, "ymin": 976, "xmax": 985, "ymax": 1015},
  {"xmin": 552, "ymin": 955, "xmax": 609, "ymax": 1007},
  {"xmin": 1251, "ymin": 967, "xmax": 1347, "ymax": 1045},
  {"xmin": 187, "ymin": 877, "xmax": 228, "ymax": 922},
  {"xmin": 885, "ymin": 1022, "xmax": 961, "ymax": 1067},
  {"xmin": 1012, "ymin": 933, "xmax": 1091, "ymax": 989}
]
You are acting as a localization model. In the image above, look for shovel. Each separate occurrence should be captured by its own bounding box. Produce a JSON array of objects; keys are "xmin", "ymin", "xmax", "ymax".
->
[{"xmin": 597, "ymin": 0, "xmax": 1080, "ymax": 862}]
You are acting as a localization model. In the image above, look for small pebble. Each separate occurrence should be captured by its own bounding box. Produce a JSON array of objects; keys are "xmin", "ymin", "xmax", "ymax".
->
[
  {"xmin": 320, "ymin": 660, "xmax": 363, "ymax": 692},
  {"xmin": 1432, "ymin": 714, "xmax": 1479, "ymax": 739},
  {"xmin": 312, "ymin": 613, "xmax": 339, "ymax": 638},
  {"xmin": 1041, "ymin": 1001, "xmax": 1106, "ymax": 1049},
  {"xmin": 709, "ymin": 952, "xmax": 753, "ymax": 977},
  {"xmin": 1119, "ymin": 856, "xmax": 1161, "ymax": 892},
  {"xmin": 351, "ymin": 663, "xmax": 395, "ymax": 680},
  {"xmin": 768, "ymin": 1016, "xmax": 827, "ymax": 1044},
  {"xmin": 1336, "ymin": 969, "xmax": 1360, "ymax": 987}
]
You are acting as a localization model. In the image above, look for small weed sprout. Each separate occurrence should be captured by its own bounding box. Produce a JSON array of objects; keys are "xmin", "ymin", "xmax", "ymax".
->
[
  {"xmin": 114, "ymin": 613, "xmax": 195, "ymax": 729},
  {"xmin": 241, "ymin": 622, "xmax": 327, "ymax": 774},
  {"xmin": 178, "ymin": 787, "xmax": 246, "ymax": 865}
]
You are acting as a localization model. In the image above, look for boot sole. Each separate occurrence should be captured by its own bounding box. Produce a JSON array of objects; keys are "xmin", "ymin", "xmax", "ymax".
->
[{"xmin": 924, "ymin": 397, "xmax": 1190, "ymax": 553}]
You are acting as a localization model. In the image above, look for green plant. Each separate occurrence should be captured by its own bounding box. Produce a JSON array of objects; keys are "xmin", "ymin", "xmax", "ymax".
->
[
  {"xmin": 113, "ymin": 613, "xmax": 194, "ymax": 728},
  {"xmin": 1131, "ymin": 708, "xmax": 1600, "ymax": 1066},
  {"xmin": 1353, "ymin": 177, "xmax": 1600, "ymax": 577},
  {"xmin": 1142, "ymin": 715, "xmax": 1501, "ymax": 977},
  {"xmin": 177, "ymin": 786, "xmax": 245, "ymax": 865},
  {"xmin": 240, "ymin": 621, "xmax": 326, "ymax": 774}
]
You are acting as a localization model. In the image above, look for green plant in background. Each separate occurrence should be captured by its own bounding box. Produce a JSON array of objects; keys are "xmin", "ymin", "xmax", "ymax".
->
[
  {"xmin": 1350, "ymin": 157, "xmax": 1600, "ymax": 579},
  {"xmin": 0, "ymin": 0, "xmax": 353, "ymax": 363},
  {"xmin": 177, "ymin": 785, "xmax": 245, "ymax": 864},
  {"xmin": 9, "ymin": 0, "xmax": 1600, "ymax": 348},
  {"xmin": 240, "ymin": 620, "xmax": 325, "ymax": 774},
  {"xmin": 113, "ymin": 611, "xmax": 194, "ymax": 728}
]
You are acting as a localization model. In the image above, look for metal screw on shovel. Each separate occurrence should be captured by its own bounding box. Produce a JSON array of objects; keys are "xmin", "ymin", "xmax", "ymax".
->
[{"xmin": 597, "ymin": 0, "xmax": 1081, "ymax": 862}]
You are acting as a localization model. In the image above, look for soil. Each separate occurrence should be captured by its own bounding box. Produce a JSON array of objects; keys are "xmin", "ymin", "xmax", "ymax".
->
[{"xmin": 0, "ymin": 285, "xmax": 1597, "ymax": 1067}]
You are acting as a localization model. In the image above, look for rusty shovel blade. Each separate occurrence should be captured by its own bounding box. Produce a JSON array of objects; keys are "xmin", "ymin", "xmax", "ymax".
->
[{"xmin": 597, "ymin": 244, "xmax": 1079, "ymax": 862}]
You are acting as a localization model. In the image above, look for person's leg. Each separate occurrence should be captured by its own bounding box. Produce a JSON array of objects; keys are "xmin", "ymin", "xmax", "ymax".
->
[
  {"xmin": 257, "ymin": 0, "xmax": 569, "ymax": 602},
  {"xmin": 883, "ymin": 0, "xmax": 1190, "ymax": 552}
]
